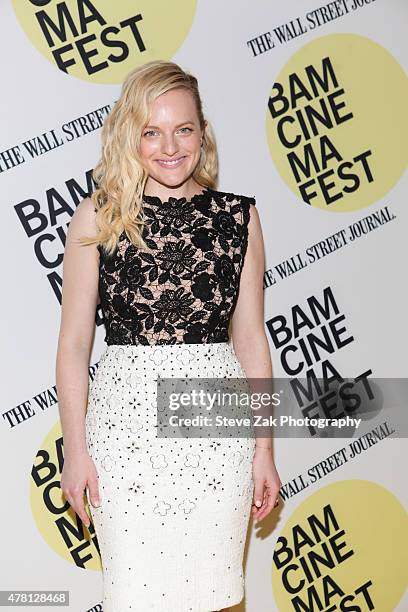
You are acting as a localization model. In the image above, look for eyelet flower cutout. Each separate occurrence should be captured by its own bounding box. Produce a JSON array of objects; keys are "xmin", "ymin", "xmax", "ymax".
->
[
  {"xmin": 150, "ymin": 454, "xmax": 168, "ymax": 469},
  {"xmin": 154, "ymin": 500, "xmax": 171, "ymax": 516},
  {"xmin": 215, "ymin": 344, "xmax": 230, "ymax": 362},
  {"xmin": 184, "ymin": 453, "xmax": 200, "ymax": 468},
  {"xmin": 126, "ymin": 372, "xmax": 144, "ymax": 388},
  {"xmin": 107, "ymin": 394, "xmax": 121, "ymax": 410},
  {"xmin": 114, "ymin": 347, "xmax": 126, "ymax": 364},
  {"xmin": 100, "ymin": 455, "xmax": 116, "ymax": 472},
  {"xmin": 175, "ymin": 348, "xmax": 195, "ymax": 367},
  {"xmin": 126, "ymin": 417, "xmax": 144, "ymax": 434},
  {"xmin": 156, "ymin": 396, "xmax": 168, "ymax": 413},
  {"xmin": 243, "ymin": 479, "xmax": 254, "ymax": 498},
  {"xmin": 149, "ymin": 349, "xmax": 168, "ymax": 366},
  {"xmin": 178, "ymin": 499, "xmax": 196, "ymax": 514},
  {"xmin": 229, "ymin": 450, "xmax": 244, "ymax": 467},
  {"xmin": 234, "ymin": 477, "xmax": 254, "ymax": 499}
]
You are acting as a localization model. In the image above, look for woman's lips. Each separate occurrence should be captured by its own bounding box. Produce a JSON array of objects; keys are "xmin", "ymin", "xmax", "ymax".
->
[{"xmin": 155, "ymin": 156, "xmax": 186, "ymax": 169}]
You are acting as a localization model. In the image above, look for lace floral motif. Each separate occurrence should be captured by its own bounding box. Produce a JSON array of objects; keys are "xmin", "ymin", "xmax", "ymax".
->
[{"xmin": 96, "ymin": 188, "xmax": 256, "ymax": 345}]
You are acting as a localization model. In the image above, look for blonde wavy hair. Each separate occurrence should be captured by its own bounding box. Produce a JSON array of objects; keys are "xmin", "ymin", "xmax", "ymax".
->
[{"xmin": 80, "ymin": 60, "xmax": 219, "ymax": 256}]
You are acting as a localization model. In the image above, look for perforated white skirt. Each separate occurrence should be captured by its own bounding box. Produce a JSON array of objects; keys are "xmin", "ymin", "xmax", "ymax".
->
[{"xmin": 85, "ymin": 341, "xmax": 256, "ymax": 612}]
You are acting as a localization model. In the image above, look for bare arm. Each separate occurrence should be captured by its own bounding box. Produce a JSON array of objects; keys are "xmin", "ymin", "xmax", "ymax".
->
[
  {"xmin": 231, "ymin": 203, "xmax": 282, "ymax": 523},
  {"xmin": 231, "ymin": 202, "xmax": 274, "ymax": 414},
  {"xmin": 56, "ymin": 196, "xmax": 99, "ymax": 460}
]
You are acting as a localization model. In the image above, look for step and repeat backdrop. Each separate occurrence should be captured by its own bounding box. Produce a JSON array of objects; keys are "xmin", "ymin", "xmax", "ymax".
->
[{"xmin": 1, "ymin": 1, "xmax": 407, "ymax": 610}]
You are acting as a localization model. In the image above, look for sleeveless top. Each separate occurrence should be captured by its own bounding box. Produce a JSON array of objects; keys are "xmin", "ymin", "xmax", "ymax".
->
[{"xmin": 96, "ymin": 187, "xmax": 256, "ymax": 345}]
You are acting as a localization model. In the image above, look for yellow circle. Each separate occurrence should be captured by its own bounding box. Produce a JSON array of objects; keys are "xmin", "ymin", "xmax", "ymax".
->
[
  {"xmin": 12, "ymin": 0, "xmax": 197, "ymax": 83},
  {"xmin": 272, "ymin": 480, "xmax": 408, "ymax": 610},
  {"xmin": 266, "ymin": 34, "xmax": 408, "ymax": 211},
  {"xmin": 30, "ymin": 420, "xmax": 101, "ymax": 570}
]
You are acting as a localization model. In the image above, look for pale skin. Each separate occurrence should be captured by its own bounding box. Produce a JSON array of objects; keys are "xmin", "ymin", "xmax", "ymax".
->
[{"xmin": 57, "ymin": 87, "xmax": 281, "ymax": 612}]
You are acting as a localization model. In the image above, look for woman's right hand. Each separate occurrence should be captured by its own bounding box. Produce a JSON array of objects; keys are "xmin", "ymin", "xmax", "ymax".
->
[{"xmin": 61, "ymin": 451, "xmax": 101, "ymax": 528}]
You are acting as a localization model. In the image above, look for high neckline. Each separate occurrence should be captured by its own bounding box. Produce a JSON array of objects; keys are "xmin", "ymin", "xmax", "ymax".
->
[{"xmin": 142, "ymin": 187, "xmax": 212, "ymax": 206}]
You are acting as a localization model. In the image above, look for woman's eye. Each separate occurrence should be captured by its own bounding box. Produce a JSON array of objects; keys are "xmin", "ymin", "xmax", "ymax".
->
[{"xmin": 143, "ymin": 127, "xmax": 192, "ymax": 137}]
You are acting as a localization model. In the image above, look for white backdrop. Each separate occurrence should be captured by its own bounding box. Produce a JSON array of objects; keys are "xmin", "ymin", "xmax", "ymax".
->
[{"xmin": 1, "ymin": 1, "xmax": 407, "ymax": 610}]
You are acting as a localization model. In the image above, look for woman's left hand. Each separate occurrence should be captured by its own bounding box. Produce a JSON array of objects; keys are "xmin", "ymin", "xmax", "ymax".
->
[{"xmin": 252, "ymin": 447, "xmax": 282, "ymax": 523}]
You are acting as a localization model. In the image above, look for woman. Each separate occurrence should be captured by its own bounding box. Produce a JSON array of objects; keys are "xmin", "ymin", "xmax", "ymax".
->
[{"xmin": 57, "ymin": 60, "xmax": 281, "ymax": 612}]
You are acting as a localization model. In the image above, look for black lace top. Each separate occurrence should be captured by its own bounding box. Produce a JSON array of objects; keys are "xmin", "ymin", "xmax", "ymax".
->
[{"xmin": 96, "ymin": 187, "xmax": 255, "ymax": 345}]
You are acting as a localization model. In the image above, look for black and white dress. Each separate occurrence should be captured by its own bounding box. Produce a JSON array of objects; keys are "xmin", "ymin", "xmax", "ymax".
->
[{"xmin": 85, "ymin": 187, "xmax": 257, "ymax": 611}]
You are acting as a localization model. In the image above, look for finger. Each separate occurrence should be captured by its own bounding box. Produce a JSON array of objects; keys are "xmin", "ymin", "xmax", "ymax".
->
[
  {"xmin": 87, "ymin": 477, "xmax": 101, "ymax": 508},
  {"xmin": 257, "ymin": 491, "xmax": 271, "ymax": 516},
  {"xmin": 63, "ymin": 492, "xmax": 74, "ymax": 509},
  {"xmin": 253, "ymin": 480, "xmax": 265, "ymax": 509},
  {"xmin": 62, "ymin": 489, "xmax": 72, "ymax": 504},
  {"xmin": 257, "ymin": 491, "xmax": 280, "ymax": 522},
  {"xmin": 252, "ymin": 489, "xmax": 268, "ymax": 520},
  {"xmin": 252, "ymin": 497, "xmax": 265, "ymax": 516},
  {"xmin": 255, "ymin": 485, "xmax": 268, "ymax": 507},
  {"xmin": 256, "ymin": 493, "xmax": 276, "ymax": 522},
  {"xmin": 256, "ymin": 490, "xmax": 268, "ymax": 513},
  {"xmin": 72, "ymin": 494, "xmax": 91, "ymax": 528}
]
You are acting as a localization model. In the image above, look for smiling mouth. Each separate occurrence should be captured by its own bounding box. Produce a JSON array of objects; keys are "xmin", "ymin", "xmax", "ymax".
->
[{"xmin": 155, "ymin": 156, "xmax": 186, "ymax": 168}]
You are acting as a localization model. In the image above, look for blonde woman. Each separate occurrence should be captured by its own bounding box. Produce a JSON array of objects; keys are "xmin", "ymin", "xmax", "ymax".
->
[{"xmin": 57, "ymin": 60, "xmax": 281, "ymax": 612}]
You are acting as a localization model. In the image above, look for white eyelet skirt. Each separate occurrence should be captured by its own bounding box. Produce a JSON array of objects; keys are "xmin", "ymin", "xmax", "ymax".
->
[{"xmin": 85, "ymin": 341, "xmax": 256, "ymax": 612}]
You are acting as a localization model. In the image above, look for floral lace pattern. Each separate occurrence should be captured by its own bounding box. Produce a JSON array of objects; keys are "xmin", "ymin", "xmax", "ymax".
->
[{"xmin": 96, "ymin": 188, "xmax": 256, "ymax": 345}]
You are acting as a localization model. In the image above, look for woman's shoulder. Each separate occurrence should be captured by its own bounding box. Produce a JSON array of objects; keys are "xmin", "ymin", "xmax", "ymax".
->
[
  {"xmin": 69, "ymin": 194, "xmax": 96, "ymax": 222},
  {"xmin": 209, "ymin": 188, "xmax": 256, "ymax": 226},
  {"xmin": 66, "ymin": 194, "xmax": 98, "ymax": 242},
  {"xmin": 79, "ymin": 193, "xmax": 96, "ymax": 213},
  {"xmin": 209, "ymin": 187, "xmax": 256, "ymax": 206}
]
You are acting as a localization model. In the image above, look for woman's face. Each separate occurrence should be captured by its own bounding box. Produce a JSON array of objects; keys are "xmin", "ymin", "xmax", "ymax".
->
[{"xmin": 139, "ymin": 87, "xmax": 204, "ymax": 190}]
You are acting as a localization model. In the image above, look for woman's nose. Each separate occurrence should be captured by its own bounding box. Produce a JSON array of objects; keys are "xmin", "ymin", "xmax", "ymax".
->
[{"xmin": 161, "ymin": 135, "xmax": 178, "ymax": 156}]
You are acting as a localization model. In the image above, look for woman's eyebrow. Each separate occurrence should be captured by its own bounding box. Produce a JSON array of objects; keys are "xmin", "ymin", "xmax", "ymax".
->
[{"xmin": 144, "ymin": 121, "xmax": 195, "ymax": 129}]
